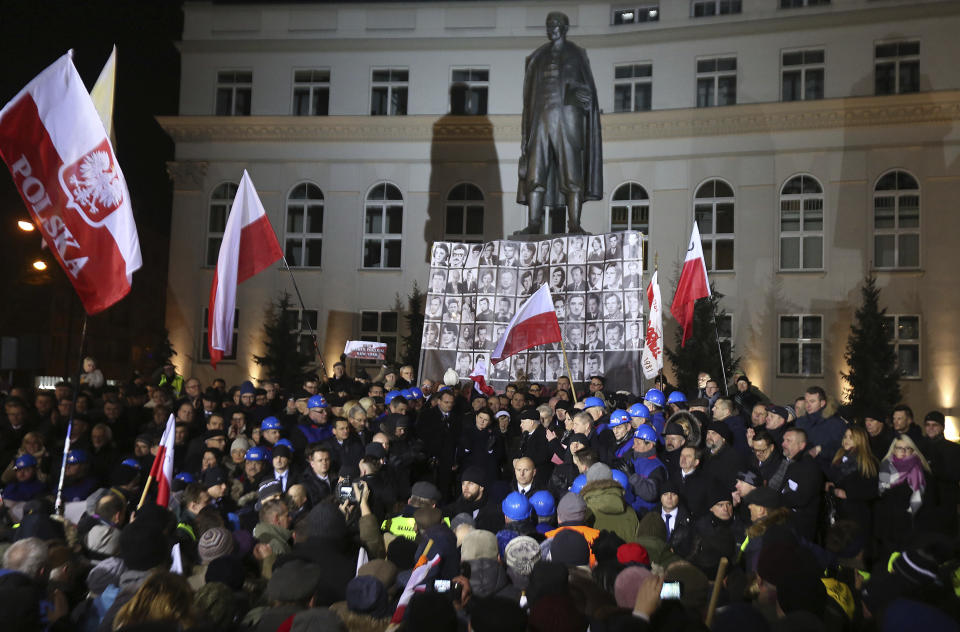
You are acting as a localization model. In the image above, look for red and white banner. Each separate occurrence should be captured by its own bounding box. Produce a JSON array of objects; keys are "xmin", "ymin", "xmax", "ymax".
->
[
  {"xmin": 344, "ymin": 340, "xmax": 387, "ymax": 360},
  {"xmin": 469, "ymin": 357, "xmax": 495, "ymax": 396},
  {"xmin": 491, "ymin": 284, "xmax": 562, "ymax": 364},
  {"xmin": 148, "ymin": 414, "xmax": 176, "ymax": 507},
  {"xmin": 391, "ymin": 553, "xmax": 441, "ymax": 624},
  {"xmin": 641, "ymin": 270, "xmax": 662, "ymax": 379},
  {"xmin": 670, "ymin": 223, "xmax": 712, "ymax": 347},
  {"xmin": 208, "ymin": 170, "xmax": 282, "ymax": 368},
  {"xmin": 0, "ymin": 52, "xmax": 141, "ymax": 314}
]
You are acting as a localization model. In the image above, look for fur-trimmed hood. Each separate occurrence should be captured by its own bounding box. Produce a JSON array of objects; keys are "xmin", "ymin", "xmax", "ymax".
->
[{"xmin": 329, "ymin": 601, "xmax": 390, "ymax": 632}]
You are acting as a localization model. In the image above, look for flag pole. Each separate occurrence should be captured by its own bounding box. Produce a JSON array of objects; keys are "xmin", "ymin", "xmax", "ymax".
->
[
  {"xmin": 54, "ymin": 313, "xmax": 88, "ymax": 516},
  {"xmin": 137, "ymin": 474, "xmax": 154, "ymax": 510},
  {"xmin": 712, "ymin": 313, "xmax": 729, "ymax": 396},
  {"xmin": 558, "ymin": 336, "xmax": 579, "ymax": 406},
  {"xmin": 280, "ymin": 256, "xmax": 328, "ymax": 379}
]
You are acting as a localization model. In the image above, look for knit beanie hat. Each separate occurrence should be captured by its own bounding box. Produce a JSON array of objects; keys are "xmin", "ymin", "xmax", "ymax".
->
[
  {"xmin": 557, "ymin": 492, "xmax": 587, "ymax": 523},
  {"xmin": 231, "ymin": 436, "xmax": 251, "ymax": 453},
  {"xmin": 550, "ymin": 529, "xmax": 590, "ymax": 566},
  {"xmin": 504, "ymin": 535, "xmax": 541, "ymax": 577},
  {"xmin": 585, "ymin": 462, "xmax": 612, "ymax": 483},
  {"xmin": 119, "ymin": 522, "xmax": 170, "ymax": 571},
  {"xmin": 198, "ymin": 526, "xmax": 234, "ymax": 564},
  {"xmin": 616, "ymin": 542, "xmax": 650, "ymax": 567},
  {"xmin": 461, "ymin": 529, "xmax": 498, "ymax": 562},
  {"xmin": 614, "ymin": 565, "xmax": 653, "ymax": 608}
]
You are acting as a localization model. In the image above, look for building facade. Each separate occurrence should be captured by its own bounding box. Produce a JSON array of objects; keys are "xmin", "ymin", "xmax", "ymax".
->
[{"xmin": 161, "ymin": 0, "xmax": 960, "ymax": 436}]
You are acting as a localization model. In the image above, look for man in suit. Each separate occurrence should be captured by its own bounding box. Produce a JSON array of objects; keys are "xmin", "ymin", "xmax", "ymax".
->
[
  {"xmin": 623, "ymin": 261, "xmax": 641, "ymax": 289},
  {"xmin": 659, "ymin": 478, "xmax": 695, "ymax": 558},
  {"xmin": 566, "ymin": 265, "xmax": 587, "ymax": 291},
  {"xmin": 673, "ymin": 445, "xmax": 710, "ymax": 518},
  {"xmin": 302, "ymin": 444, "xmax": 334, "ymax": 506},
  {"xmin": 568, "ymin": 295, "xmax": 586, "ymax": 320},
  {"xmin": 587, "ymin": 265, "xmax": 604, "ymax": 291},
  {"xmin": 324, "ymin": 418, "xmax": 365, "ymax": 474},
  {"xmin": 605, "ymin": 233, "xmax": 622, "ymax": 259},
  {"xmin": 605, "ymin": 323, "xmax": 624, "ymax": 350},
  {"xmin": 478, "ymin": 270, "xmax": 496, "ymax": 293},
  {"xmin": 416, "ymin": 390, "xmax": 463, "ymax": 500},
  {"xmin": 475, "ymin": 297, "xmax": 494, "ymax": 321},
  {"xmin": 778, "ymin": 428, "xmax": 823, "ymax": 540},
  {"xmin": 500, "ymin": 242, "xmax": 519, "ymax": 267},
  {"xmin": 585, "ymin": 323, "xmax": 603, "ymax": 351}
]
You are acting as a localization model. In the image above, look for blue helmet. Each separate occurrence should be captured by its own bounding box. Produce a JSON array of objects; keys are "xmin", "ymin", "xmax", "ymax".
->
[
  {"xmin": 245, "ymin": 446, "xmax": 270, "ymax": 462},
  {"xmin": 385, "ymin": 390, "xmax": 405, "ymax": 405},
  {"xmin": 307, "ymin": 395, "xmax": 328, "ymax": 409},
  {"xmin": 571, "ymin": 474, "xmax": 588, "ymax": 494},
  {"xmin": 261, "ymin": 416, "xmax": 282, "ymax": 431},
  {"xmin": 275, "ymin": 438, "xmax": 293, "ymax": 449},
  {"xmin": 174, "ymin": 472, "xmax": 195, "ymax": 483},
  {"xmin": 14, "ymin": 454, "xmax": 37, "ymax": 470},
  {"xmin": 529, "ymin": 490, "xmax": 556, "ymax": 517},
  {"xmin": 628, "ymin": 403, "xmax": 651, "ymax": 419},
  {"xmin": 633, "ymin": 424, "xmax": 659, "ymax": 443},
  {"xmin": 502, "ymin": 492, "xmax": 532, "ymax": 521},
  {"xmin": 66, "ymin": 450, "xmax": 89, "ymax": 465},
  {"xmin": 667, "ymin": 391, "xmax": 687, "ymax": 404},
  {"xmin": 400, "ymin": 389, "xmax": 413, "ymax": 400},
  {"xmin": 409, "ymin": 387, "xmax": 424, "ymax": 400},
  {"xmin": 644, "ymin": 388, "xmax": 665, "ymax": 407},
  {"xmin": 608, "ymin": 409, "xmax": 631, "ymax": 427},
  {"xmin": 611, "ymin": 469, "xmax": 629, "ymax": 490},
  {"xmin": 583, "ymin": 396, "xmax": 605, "ymax": 410},
  {"xmin": 120, "ymin": 458, "xmax": 141, "ymax": 470}
]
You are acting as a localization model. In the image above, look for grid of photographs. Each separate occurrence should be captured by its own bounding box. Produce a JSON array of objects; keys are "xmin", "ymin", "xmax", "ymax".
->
[{"xmin": 420, "ymin": 232, "xmax": 645, "ymax": 387}]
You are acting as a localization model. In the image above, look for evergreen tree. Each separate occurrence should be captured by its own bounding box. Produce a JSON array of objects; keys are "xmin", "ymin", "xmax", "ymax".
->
[
  {"xmin": 400, "ymin": 281, "xmax": 425, "ymax": 369},
  {"xmin": 665, "ymin": 281, "xmax": 740, "ymax": 397},
  {"xmin": 842, "ymin": 274, "xmax": 901, "ymax": 419},
  {"xmin": 253, "ymin": 292, "xmax": 311, "ymax": 387},
  {"xmin": 145, "ymin": 328, "xmax": 177, "ymax": 373}
]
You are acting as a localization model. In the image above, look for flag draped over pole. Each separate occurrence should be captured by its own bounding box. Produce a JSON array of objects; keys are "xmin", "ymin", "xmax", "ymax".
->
[
  {"xmin": 90, "ymin": 45, "xmax": 117, "ymax": 143},
  {"xmin": 641, "ymin": 270, "xmax": 663, "ymax": 379},
  {"xmin": 490, "ymin": 284, "xmax": 562, "ymax": 364},
  {"xmin": 469, "ymin": 357, "xmax": 495, "ymax": 396},
  {"xmin": 670, "ymin": 224, "xmax": 711, "ymax": 347},
  {"xmin": 0, "ymin": 51, "xmax": 141, "ymax": 314},
  {"xmin": 208, "ymin": 170, "xmax": 283, "ymax": 368},
  {"xmin": 147, "ymin": 413, "xmax": 175, "ymax": 508}
]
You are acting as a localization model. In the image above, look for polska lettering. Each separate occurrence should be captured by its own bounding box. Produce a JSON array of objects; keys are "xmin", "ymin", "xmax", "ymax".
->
[{"xmin": 11, "ymin": 154, "xmax": 88, "ymax": 277}]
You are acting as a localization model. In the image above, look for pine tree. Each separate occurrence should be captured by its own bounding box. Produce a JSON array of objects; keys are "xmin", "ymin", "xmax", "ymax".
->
[
  {"xmin": 665, "ymin": 281, "xmax": 740, "ymax": 397},
  {"xmin": 842, "ymin": 274, "xmax": 901, "ymax": 419},
  {"xmin": 253, "ymin": 292, "xmax": 311, "ymax": 387},
  {"xmin": 400, "ymin": 281, "xmax": 425, "ymax": 369},
  {"xmin": 145, "ymin": 328, "xmax": 177, "ymax": 372}
]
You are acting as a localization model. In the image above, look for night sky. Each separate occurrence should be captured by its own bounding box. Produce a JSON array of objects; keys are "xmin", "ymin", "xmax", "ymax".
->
[{"xmin": 0, "ymin": 1, "xmax": 183, "ymax": 382}]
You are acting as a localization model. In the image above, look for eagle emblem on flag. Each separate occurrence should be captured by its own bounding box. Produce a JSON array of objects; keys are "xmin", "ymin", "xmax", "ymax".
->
[{"xmin": 60, "ymin": 139, "xmax": 125, "ymax": 225}]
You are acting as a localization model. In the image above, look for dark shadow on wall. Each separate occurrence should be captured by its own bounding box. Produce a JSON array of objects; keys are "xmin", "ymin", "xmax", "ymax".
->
[{"xmin": 423, "ymin": 92, "xmax": 504, "ymax": 263}]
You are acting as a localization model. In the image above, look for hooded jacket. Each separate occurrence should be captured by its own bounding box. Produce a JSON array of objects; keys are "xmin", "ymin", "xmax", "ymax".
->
[{"xmin": 579, "ymin": 479, "xmax": 639, "ymax": 542}]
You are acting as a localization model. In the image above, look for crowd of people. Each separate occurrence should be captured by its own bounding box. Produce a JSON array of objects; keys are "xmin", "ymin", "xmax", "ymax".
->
[{"xmin": 0, "ymin": 357, "xmax": 958, "ymax": 632}]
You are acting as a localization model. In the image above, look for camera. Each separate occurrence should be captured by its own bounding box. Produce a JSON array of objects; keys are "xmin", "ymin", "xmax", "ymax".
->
[
  {"xmin": 659, "ymin": 581, "xmax": 682, "ymax": 600},
  {"xmin": 433, "ymin": 579, "xmax": 462, "ymax": 601},
  {"xmin": 338, "ymin": 477, "xmax": 356, "ymax": 502}
]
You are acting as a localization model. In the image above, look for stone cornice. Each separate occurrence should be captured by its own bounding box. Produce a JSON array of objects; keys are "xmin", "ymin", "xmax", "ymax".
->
[
  {"xmin": 166, "ymin": 160, "xmax": 209, "ymax": 190},
  {"xmin": 158, "ymin": 91, "xmax": 960, "ymax": 146}
]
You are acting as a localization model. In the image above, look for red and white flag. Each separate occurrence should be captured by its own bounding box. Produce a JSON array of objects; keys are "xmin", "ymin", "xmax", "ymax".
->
[
  {"xmin": 0, "ymin": 52, "xmax": 141, "ymax": 314},
  {"xmin": 641, "ymin": 270, "xmax": 662, "ymax": 379},
  {"xmin": 148, "ymin": 414, "xmax": 176, "ymax": 507},
  {"xmin": 490, "ymin": 284, "xmax": 562, "ymax": 364},
  {"xmin": 208, "ymin": 170, "xmax": 282, "ymax": 367},
  {"xmin": 469, "ymin": 357, "xmax": 495, "ymax": 396},
  {"xmin": 391, "ymin": 553, "xmax": 441, "ymax": 624},
  {"xmin": 670, "ymin": 223, "xmax": 711, "ymax": 347}
]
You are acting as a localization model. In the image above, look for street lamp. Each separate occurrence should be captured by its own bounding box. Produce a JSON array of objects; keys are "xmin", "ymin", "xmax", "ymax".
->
[
  {"xmin": 18, "ymin": 220, "xmax": 35, "ymax": 232},
  {"xmin": 32, "ymin": 260, "xmax": 47, "ymax": 271}
]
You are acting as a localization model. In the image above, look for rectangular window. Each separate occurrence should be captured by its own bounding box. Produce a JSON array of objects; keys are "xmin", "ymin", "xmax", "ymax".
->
[
  {"xmin": 612, "ymin": 5, "xmax": 660, "ymax": 24},
  {"xmin": 450, "ymin": 68, "xmax": 489, "ymax": 115},
  {"xmin": 215, "ymin": 71, "xmax": 252, "ymax": 116},
  {"xmin": 201, "ymin": 308, "xmax": 239, "ymax": 361},
  {"xmin": 692, "ymin": 0, "xmax": 741, "ymax": 17},
  {"xmin": 359, "ymin": 311, "xmax": 399, "ymax": 365},
  {"xmin": 778, "ymin": 314, "xmax": 823, "ymax": 376},
  {"xmin": 781, "ymin": 49, "xmax": 824, "ymax": 101},
  {"xmin": 696, "ymin": 57, "xmax": 737, "ymax": 107},
  {"xmin": 292, "ymin": 69, "xmax": 330, "ymax": 116},
  {"xmin": 285, "ymin": 191, "xmax": 324, "ymax": 268},
  {"xmin": 875, "ymin": 41, "xmax": 919, "ymax": 95},
  {"xmin": 363, "ymin": 206, "xmax": 403, "ymax": 268},
  {"xmin": 371, "ymin": 68, "xmax": 408, "ymax": 116},
  {"xmin": 284, "ymin": 308, "xmax": 319, "ymax": 356},
  {"xmin": 780, "ymin": 0, "xmax": 830, "ymax": 7},
  {"xmin": 884, "ymin": 315, "xmax": 920, "ymax": 378},
  {"xmin": 614, "ymin": 63, "xmax": 653, "ymax": 112}
]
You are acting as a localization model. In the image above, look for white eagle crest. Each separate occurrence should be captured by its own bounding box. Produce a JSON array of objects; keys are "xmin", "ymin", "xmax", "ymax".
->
[{"xmin": 68, "ymin": 151, "xmax": 123, "ymax": 214}]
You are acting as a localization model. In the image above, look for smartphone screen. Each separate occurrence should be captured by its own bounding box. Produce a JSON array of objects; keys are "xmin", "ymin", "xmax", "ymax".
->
[{"xmin": 660, "ymin": 581, "xmax": 681, "ymax": 599}]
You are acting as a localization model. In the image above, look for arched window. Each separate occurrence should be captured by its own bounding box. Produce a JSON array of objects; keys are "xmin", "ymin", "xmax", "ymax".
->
[
  {"xmin": 206, "ymin": 182, "xmax": 238, "ymax": 266},
  {"xmin": 285, "ymin": 183, "xmax": 324, "ymax": 267},
  {"xmin": 874, "ymin": 170, "xmax": 919, "ymax": 268},
  {"xmin": 364, "ymin": 183, "xmax": 403, "ymax": 268},
  {"xmin": 694, "ymin": 179, "xmax": 734, "ymax": 271},
  {"xmin": 611, "ymin": 182, "xmax": 649, "ymax": 268},
  {"xmin": 779, "ymin": 175, "xmax": 823, "ymax": 270},
  {"xmin": 445, "ymin": 183, "xmax": 484, "ymax": 242}
]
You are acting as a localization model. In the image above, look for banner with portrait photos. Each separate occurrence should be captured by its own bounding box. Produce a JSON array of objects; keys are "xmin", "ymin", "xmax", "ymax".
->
[{"xmin": 419, "ymin": 232, "xmax": 645, "ymax": 394}]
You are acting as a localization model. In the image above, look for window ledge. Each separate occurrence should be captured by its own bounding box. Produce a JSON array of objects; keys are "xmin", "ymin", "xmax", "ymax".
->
[
  {"xmin": 778, "ymin": 268, "xmax": 826, "ymax": 274},
  {"xmin": 359, "ymin": 268, "xmax": 404, "ymax": 272},
  {"xmin": 872, "ymin": 267, "xmax": 923, "ymax": 274}
]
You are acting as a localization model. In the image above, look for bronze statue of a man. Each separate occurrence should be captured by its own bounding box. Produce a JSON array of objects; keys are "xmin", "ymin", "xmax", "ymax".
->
[{"xmin": 517, "ymin": 11, "xmax": 603, "ymax": 234}]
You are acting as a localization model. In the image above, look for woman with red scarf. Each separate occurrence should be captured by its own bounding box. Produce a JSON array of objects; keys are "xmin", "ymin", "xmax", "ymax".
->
[{"xmin": 874, "ymin": 434, "xmax": 931, "ymax": 560}]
